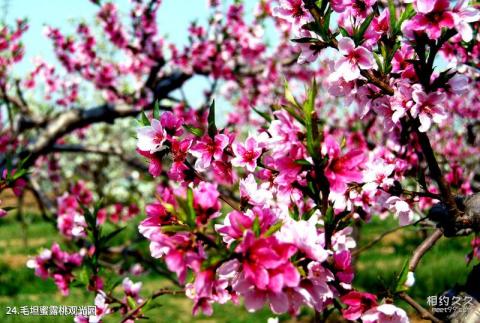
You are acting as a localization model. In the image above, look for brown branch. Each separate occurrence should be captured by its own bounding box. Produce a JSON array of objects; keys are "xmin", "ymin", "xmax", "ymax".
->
[
  {"xmin": 414, "ymin": 126, "xmax": 460, "ymax": 218},
  {"xmin": 8, "ymin": 71, "xmax": 190, "ymax": 170},
  {"xmin": 408, "ymin": 228, "xmax": 443, "ymax": 272},
  {"xmin": 399, "ymin": 292, "xmax": 443, "ymax": 323},
  {"xmin": 50, "ymin": 144, "xmax": 148, "ymax": 172},
  {"xmin": 352, "ymin": 219, "xmax": 429, "ymax": 257}
]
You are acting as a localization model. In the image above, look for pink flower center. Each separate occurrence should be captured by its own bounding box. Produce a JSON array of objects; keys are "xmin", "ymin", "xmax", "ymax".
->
[
  {"xmin": 243, "ymin": 150, "xmax": 257, "ymax": 162},
  {"xmin": 347, "ymin": 51, "xmax": 361, "ymax": 65},
  {"xmin": 291, "ymin": 2, "xmax": 305, "ymax": 18},
  {"xmin": 153, "ymin": 132, "xmax": 164, "ymax": 144}
]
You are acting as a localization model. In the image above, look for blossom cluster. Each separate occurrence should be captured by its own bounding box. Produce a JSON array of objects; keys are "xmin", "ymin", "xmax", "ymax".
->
[
  {"xmin": 130, "ymin": 0, "xmax": 480, "ymax": 321},
  {"xmin": 27, "ymin": 243, "xmax": 84, "ymax": 296}
]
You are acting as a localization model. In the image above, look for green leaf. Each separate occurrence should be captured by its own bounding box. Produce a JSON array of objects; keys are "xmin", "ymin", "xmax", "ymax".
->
[
  {"xmin": 12, "ymin": 169, "xmax": 27, "ymax": 181},
  {"xmin": 229, "ymin": 240, "xmax": 240, "ymax": 253},
  {"xmin": 397, "ymin": 4, "xmax": 415, "ymax": 33},
  {"xmin": 100, "ymin": 227, "xmax": 125, "ymax": 245},
  {"xmin": 373, "ymin": 52, "xmax": 384, "ymax": 74},
  {"xmin": 252, "ymin": 107, "xmax": 272, "ymax": 122},
  {"xmin": 127, "ymin": 296, "xmax": 137, "ymax": 309},
  {"xmin": 207, "ymin": 100, "xmax": 217, "ymax": 138},
  {"xmin": 284, "ymin": 81, "xmax": 301, "ymax": 108},
  {"xmin": 302, "ymin": 207, "xmax": 318, "ymax": 221},
  {"xmin": 338, "ymin": 27, "xmax": 350, "ymax": 37},
  {"xmin": 394, "ymin": 259, "xmax": 410, "ymax": 293},
  {"xmin": 321, "ymin": 8, "xmax": 332, "ymax": 37},
  {"xmin": 202, "ymin": 254, "xmax": 224, "ymax": 270},
  {"xmin": 153, "ymin": 100, "xmax": 161, "ymax": 119},
  {"xmin": 355, "ymin": 13, "xmax": 375, "ymax": 44},
  {"xmin": 291, "ymin": 37, "xmax": 320, "ymax": 44},
  {"xmin": 81, "ymin": 205, "xmax": 96, "ymax": 229},
  {"xmin": 388, "ymin": 0, "xmax": 397, "ymax": 34},
  {"xmin": 18, "ymin": 155, "xmax": 31, "ymax": 169},
  {"xmin": 183, "ymin": 124, "xmax": 204, "ymax": 137},
  {"xmin": 143, "ymin": 299, "xmax": 162, "ymax": 312},
  {"xmin": 264, "ymin": 221, "xmax": 283, "ymax": 237},
  {"xmin": 302, "ymin": 21, "xmax": 323, "ymax": 34},
  {"xmin": 186, "ymin": 188, "xmax": 196, "ymax": 227},
  {"xmin": 303, "ymin": 79, "xmax": 320, "ymax": 160},
  {"xmin": 252, "ymin": 216, "xmax": 261, "ymax": 237},
  {"xmin": 290, "ymin": 203, "xmax": 300, "ymax": 221},
  {"xmin": 183, "ymin": 124, "xmax": 203, "ymax": 137},
  {"xmin": 77, "ymin": 267, "xmax": 90, "ymax": 286},
  {"xmin": 324, "ymin": 206, "xmax": 334, "ymax": 226},
  {"xmin": 140, "ymin": 110, "xmax": 150, "ymax": 126},
  {"xmin": 294, "ymin": 159, "xmax": 312, "ymax": 166},
  {"xmin": 282, "ymin": 105, "xmax": 305, "ymax": 125},
  {"xmin": 161, "ymin": 225, "xmax": 190, "ymax": 233}
]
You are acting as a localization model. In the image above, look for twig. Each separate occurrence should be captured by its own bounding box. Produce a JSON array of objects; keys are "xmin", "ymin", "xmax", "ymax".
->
[
  {"xmin": 120, "ymin": 288, "xmax": 184, "ymax": 322},
  {"xmin": 399, "ymin": 292, "xmax": 442, "ymax": 323},
  {"xmin": 408, "ymin": 228, "xmax": 443, "ymax": 272},
  {"xmin": 50, "ymin": 144, "xmax": 148, "ymax": 172},
  {"xmin": 352, "ymin": 218, "xmax": 430, "ymax": 257}
]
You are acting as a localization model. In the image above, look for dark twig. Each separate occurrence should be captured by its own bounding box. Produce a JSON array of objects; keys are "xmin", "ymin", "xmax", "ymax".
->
[
  {"xmin": 399, "ymin": 292, "xmax": 442, "ymax": 323},
  {"xmin": 120, "ymin": 288, "xmax": 184, "ymax": 322},
  {"xmin": 408, "ymin": 228, "xmax": 443, "ymax": 272}
]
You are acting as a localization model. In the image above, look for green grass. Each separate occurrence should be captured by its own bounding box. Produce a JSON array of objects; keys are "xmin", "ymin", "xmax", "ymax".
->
[
  {"xmin": 0, "ymin": 215, "xmax": 476, "ymax": 322},
  {"xmin": 354, "ymin": 216, "xmax": 473, "ymax": 309}
]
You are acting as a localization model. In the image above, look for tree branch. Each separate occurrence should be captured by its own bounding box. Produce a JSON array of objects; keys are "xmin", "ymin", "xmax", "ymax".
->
[
  {"xmin": 14, "ymin": 71, "xmax": 190, "ymax": 169},
  {"xmin": 408, "ymin": 228, "xmax": 443, "ymax": 272},
  {"xmin": 399, "ymin": 292, "xmax": 442, "ymax": 323},
  {"xmin": 50, "ymin": 144, "xmax": 148, "ymax": 172}
]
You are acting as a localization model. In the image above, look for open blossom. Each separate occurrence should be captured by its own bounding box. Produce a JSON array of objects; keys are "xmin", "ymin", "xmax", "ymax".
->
[
  {"xmin": 27, "ymin": 243, "xmax": 83, "ymax": 296},
  {"xmin": 402, "ymin": 0, "xmax": 455, "ymax": 40},
  {"xmin": 386, "ymin": 196, "xmax": 414, "ymax": 226},
  {"xmin": 136, "ymin": 119, "xmax": 167, "ymax": 153},
  {"xmin": 74, "ymin": 292, "xmax": 111, "ymax": 323},
  {"xmin": 362, "ymin": 158, "xmax": 395, "ymax": 193},
  {"xmin": 340, "ymin": 291, "xmax": 378, "ymax": 320},
  {"xmin": 151, "ymin": 232, "xmax": 204, "ymax": 284},
  {"xmin": 236, "ymin": 231, "xmax": 299, "ymax": 293},
  {"xmin": 361, "ymin": 304, "xmax": 409, "ymax": 323},
  {"xmin": 1, "ymin": 169, "xmax": 27, "ymax": 196},
  {"xmin": 57, "ymin": 193, "xmax": 87, "ymax": 238},
  {"xmin": 411, "ymin": 87, "xmax": 447, "ymax": 132},
  {"xmin": 231, "ymin": 135, "xmax": 262, "ymax": 172},
  {"xmin": 122, "ymin": 277, "xmax": 143, "ymax": 303},
  {"xmin": 277, "ymin": 216, "xmax": 329, "ymax": 262},
  {"xmin": 216, "ymin": 207, "xmax": 277, "ymax": 245},
  {"xmin": 452, "ymin": 0, "xmax": 480, "ymax": 42},
  {"xmin": 323, "ymin": 135, "xmax": 366, "ymax": 193},
  {"xmin": 273, "ymin": 0, "xmax": 311, "ymax": 29},
  {"xmin": 160, "ymin": 111, "xmax": 184, "ymax": 137},
  {"xmin": 190, "ymin": 134, "xmax": 229, "ymax": 170},
  {"xmin": 335, "ymin": 37, "xmax": 375, "ymax": 82},
  {"xmin": 186, "ymin": 270, "xmax": 231, "ymax": 316},
  {"xmin": 239, "ymin": 174, "xmax": 273, "ymax": 206},
  {"xmin": 332, "ymin": 0, "xmax": 376, "ymax": 17},
  {"xmin": 294, "ymin": 30, "xmax": 322, "ymax": 64}
]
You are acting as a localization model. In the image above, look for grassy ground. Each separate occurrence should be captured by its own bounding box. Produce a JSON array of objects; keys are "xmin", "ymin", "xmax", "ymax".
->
[{"xmin": 0, "ymin": 214, "xmax": 474, "ymax": 322}]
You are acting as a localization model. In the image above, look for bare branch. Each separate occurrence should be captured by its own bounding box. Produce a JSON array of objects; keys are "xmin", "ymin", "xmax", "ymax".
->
[
  {"xmin": 6, "ymin": 71, "xmax": 191, "ymax": 169},
  {"xmin": 50, "ymin": 144, "xmax": 147, "ymax": 172},
  {"xmin": 399, "ymin": 292, "xmax": 442, "ymax": 323},
  {"xmin": 408, "ymin": 228, "xmax": 443, "ymax": 272}
]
